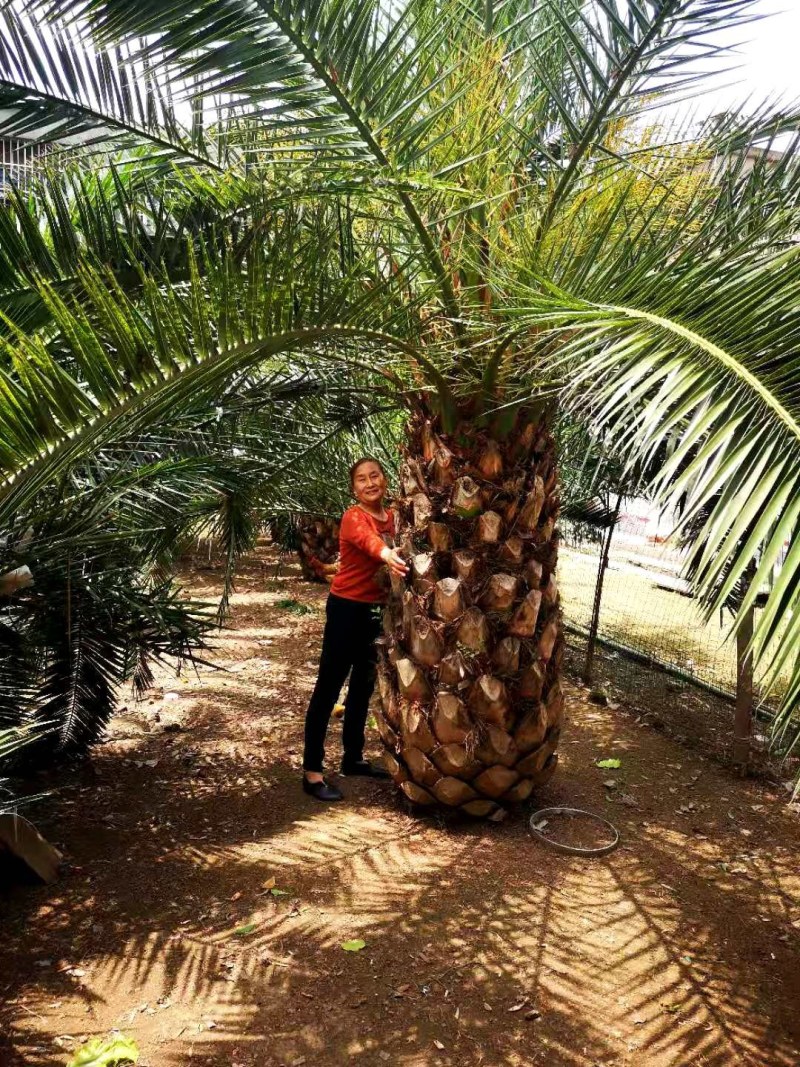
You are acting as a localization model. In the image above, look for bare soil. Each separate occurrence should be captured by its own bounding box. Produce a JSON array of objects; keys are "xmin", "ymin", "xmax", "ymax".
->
[
  {"xmin": 2, "ymin": 545, "xmax": 800, "ymax": 1067},
  {"xmin": 562, "ymin": 633, "xmax": 796, "ymax": 779}
]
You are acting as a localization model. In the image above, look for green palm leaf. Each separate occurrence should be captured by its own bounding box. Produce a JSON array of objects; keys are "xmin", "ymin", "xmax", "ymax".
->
[{"xmin": 0, "ymin": 8, "xmax": 212, "ymax": 165}]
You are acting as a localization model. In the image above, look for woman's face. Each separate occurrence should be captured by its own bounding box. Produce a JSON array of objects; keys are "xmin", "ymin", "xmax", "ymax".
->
[{"xmin": 353, "ymin": 461, "xmax": 387, "ymax": 507}]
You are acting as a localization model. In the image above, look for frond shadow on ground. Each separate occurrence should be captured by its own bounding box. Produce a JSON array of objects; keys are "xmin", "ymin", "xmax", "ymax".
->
[{"xmin": 2, "ymin": 548, "xmax": 799, "ymax": 1067}]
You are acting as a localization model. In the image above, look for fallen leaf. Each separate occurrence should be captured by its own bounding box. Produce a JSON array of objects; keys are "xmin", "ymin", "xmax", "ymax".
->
[
  {"xmin": 233, "ymin": 922, "xmax": 257, "ymax": 937},
  {"xmin": 67, "ymin": 1035, "xmax": 139, "ymax": 1067},
  {"xmin": 596, "ymin": 758, "xmax": 621, "ymax": 769},
  {"xmin": 341, "ymin": 939, "xmax": 366, "ymax": 952},
  {"xmin": 508, "ymin": 1000, "xmax": 529, "ymax": 1012},
  {"xmin": 262, "ymin": 877, "xmax": 276, "ymax": 890}
]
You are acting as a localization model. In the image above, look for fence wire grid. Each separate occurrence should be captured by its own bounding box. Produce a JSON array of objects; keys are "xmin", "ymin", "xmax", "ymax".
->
[
  {"xmin": 558, "ymin": 514, "xmax": 797, "ymax": 769},
  {"xmin": 560, "ymin": 539, "xmax": 742, "ymax": 698}
]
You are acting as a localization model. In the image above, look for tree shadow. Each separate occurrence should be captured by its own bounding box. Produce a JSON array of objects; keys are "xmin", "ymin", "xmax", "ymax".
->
[
  {"xmin": 4, "ymin": 544, "xmax": 800, "ymax": 1066},
  {"xmin": 4, "ymin": 720, "xmax": 799, "ymax": 1066}
]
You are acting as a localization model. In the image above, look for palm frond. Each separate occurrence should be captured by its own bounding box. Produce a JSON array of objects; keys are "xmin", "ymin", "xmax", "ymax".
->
[
  {"xmin": 0, "ymin": 7, "xmax": 214, "ymax": 166},
  {"xmin": 511, "ymin": 234, "xmax": 800, "ymax": 749}
]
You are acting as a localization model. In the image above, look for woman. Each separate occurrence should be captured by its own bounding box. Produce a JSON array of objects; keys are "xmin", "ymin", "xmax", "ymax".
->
[{"xmin": 302, "ymin": 457, "xmax": 408, "ymax": 801}]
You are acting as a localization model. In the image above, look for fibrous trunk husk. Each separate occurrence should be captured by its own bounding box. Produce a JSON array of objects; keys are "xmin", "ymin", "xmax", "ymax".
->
[
  {"xmin": 451, "ymin": 477, "xmax": 483, "ymax": 518},
  {"xmin": 432, "ymin": 776, "xmax": 479, "ymax": 807},
  {"xmin": 508, "ymin": 589, "xmax": 542, "ymax": 637},
  {"xmin": 412, "ymin": 553, "xmax": 437, "ymax": 595},
  {"xmin": 296, "ymin": 514, "xmax": 340, "ymax": 582},
  {"xmin": 453, "ymin": 551, "xmax": 480, "ymax": 583},
  {"xmin": 409, "ymin": 616, "xmax": 444, "ymax": 667},
  {"xmin": 481, "ymin": 574, "xmax": 519, "ymax": 612},
  {"xmin": 477, "ymin": 511, "xmax": 503, "ymax": 543},
  {"xmin": 400, "ymin": 702, "xmax": 437, "ymax": 753},
  {"xmin": 516, "ymin": 740, "xmax": 556, "ymax": 778},
  {"xmin": 492, "ymin": 636, "xmax": 521, "ymax": 675},
  {"xmin": 473, "ymin": 764, "xmax": 519, "ymax": 799},
  {"xmin": 519, "ymin": 661, "xmax": 545, "ymax": 701},
  {"xmin": 514, "ymin": 704, "xmax": 547, "ymax": 753},
  {"xmin": 396, "ymin": 658, "xmax": 432, "ymax": 704},
  {"xmin": 429, "ymin": 522, "xmax": 452, "ymax": 552},
  {"xmin": 413, "ymin": 493, "xmax": 433, "ymax": 531},
  {"xmin": 437, "ymin": 652, "xmax": 468, "ymax": 688},
  {"xmin": 457, "ymin": 607, "xmax": 491, "ymax": 653},
  {"xmin": 518, "ymin": 477, "xmax": 545, "ymax": 531},
  {"xmin": 432, "ymin": 691, "xmax": 471, "ymax": 743},
  {"xmin": 400, "ymin": 780, "xmax": 436, "ymax": 805},
  {"xmin": 375, "ymin": 413, "xmax": 563, "ymax": 819},
  {"xmin": 432, "ymin": 742, "xmax": 481, "ymax": 778},
  {"xmin": 500, "ymin": 536, "xmax": 524, "ymax": 566},
  {"xmin": 384, "ymin": 752, "xmax": 408, "ymax": 784},
  {"xmin": 376, "ymin": 715, "xmax": 398, "ymax": 750},
  {"xmin": 474, "ymin": 725, "xmax": 518, "ymax": 768},
  {"xmin": 434, "ymin": 577, "xmax": 466, "ymax": 621},
  {"xmin": 470, "ymin": 674, "xmax": 512, "ymax": 730},
  {"xmin": 403, "ymin": 744, "xmax": 442, "ymax": 788}
]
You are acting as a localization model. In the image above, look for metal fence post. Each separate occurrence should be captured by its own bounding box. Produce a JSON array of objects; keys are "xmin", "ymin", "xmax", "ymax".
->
[
  {"xmin": 582, "ymin": 493, "xmax": 622, "ymax": 686},
  {"xmin": 732, "ymin": 564, "xmax": 756, "ymax": 773}
]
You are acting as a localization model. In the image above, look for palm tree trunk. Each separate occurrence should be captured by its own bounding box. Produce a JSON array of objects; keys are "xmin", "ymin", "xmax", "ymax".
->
[
  {"xmin": 376, "ymin": 408, "xmax": 563, "ymax": 819},
  {"xmin": 296, "ymin": 515, "xmax": 340, "ymax": 583}
]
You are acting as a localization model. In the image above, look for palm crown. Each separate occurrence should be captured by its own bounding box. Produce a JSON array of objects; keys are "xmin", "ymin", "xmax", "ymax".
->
[{"xmin": 1, "ymin": 0, "xmax": 799, "ymax": 779}]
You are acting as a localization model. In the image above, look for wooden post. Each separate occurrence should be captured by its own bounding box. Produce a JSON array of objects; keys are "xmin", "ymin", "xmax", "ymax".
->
[
  {"xmin": 732, "ymin": 565, "xmax": 756, "ymax": 773},
  {"xmin": 582, "ymin": 493, "xmax": 622, "ymax": 686}
]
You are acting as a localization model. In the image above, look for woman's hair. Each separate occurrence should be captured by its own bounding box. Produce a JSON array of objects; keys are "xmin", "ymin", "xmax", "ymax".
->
[{"xmin": 349, "ymin": 456, "xmax": 386, "ymax": 490}]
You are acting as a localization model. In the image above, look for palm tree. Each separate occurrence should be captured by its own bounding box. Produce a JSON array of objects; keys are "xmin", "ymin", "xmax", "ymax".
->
[{"xmin": 1, "ymin": 0, "xmax": 800, "ymax": 807}]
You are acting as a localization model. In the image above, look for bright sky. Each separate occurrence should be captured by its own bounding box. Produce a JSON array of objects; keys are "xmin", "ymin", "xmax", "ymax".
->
[{"xmin": 693, "ymin": 2, "xmax": 800, "ymax": 113}]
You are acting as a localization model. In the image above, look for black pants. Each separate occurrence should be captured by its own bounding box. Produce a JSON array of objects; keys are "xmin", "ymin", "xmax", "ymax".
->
[{"xmin": 303, "ymin": 593, "xmax": 382, "ymax": 773}]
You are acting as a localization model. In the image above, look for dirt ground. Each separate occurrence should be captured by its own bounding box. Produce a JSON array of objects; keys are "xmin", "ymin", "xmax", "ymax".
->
[
  {"xmin": 561, "ymin": 633, "xmax": 794, "ymax": 781},
  {"xmin": 2, "ymin": 546, "xmax": 800, "ymax": 1067}
]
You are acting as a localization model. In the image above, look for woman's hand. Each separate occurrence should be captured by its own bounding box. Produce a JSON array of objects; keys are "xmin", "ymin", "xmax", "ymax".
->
[{"xmin": 380, "ymin": 546, "xmax": 409, "ymax": 578}]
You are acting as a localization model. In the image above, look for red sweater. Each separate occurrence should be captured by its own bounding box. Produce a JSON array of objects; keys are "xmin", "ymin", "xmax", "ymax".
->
[{"xmin": 330, "ymin": 506, "xmax": 396, "ymax": 604}]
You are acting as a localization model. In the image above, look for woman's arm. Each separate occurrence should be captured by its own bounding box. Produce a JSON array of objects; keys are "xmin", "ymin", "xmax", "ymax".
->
[
  {"xmin": 340, "ymin": 509, "xmax": 389, "ymax": 560},
  {"xmin": 341, "ymin": 509, "xmax": 408, "ymax": 577}
]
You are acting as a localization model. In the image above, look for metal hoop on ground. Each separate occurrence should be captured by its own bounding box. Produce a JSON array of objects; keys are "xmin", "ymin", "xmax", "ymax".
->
[{"xmin": 529, "ymin": 807, "xmax": 620, "ymax": 857}]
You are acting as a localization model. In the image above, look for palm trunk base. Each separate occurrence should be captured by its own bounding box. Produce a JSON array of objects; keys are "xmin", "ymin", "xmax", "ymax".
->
[{"xmin": 376, "ymin": 411, "xmax": 563, "ymax": 818}]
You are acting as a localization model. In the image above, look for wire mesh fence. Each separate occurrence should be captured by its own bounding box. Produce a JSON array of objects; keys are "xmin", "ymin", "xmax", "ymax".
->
[
  {"xmin": 559, "ymin": 506, "xmax": 795, "ymax": 771},
  {"xmin": 560, "ymin": 534, "xmax": 741, "ymax": 699}
]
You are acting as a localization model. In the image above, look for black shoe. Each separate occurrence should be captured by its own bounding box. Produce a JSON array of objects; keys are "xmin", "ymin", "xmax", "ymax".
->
[
  {"xmin": 302, "ymin": 776, "xmax": 344, "ymax": 801},
  {"xmin": 340, "ymin": 758, "xmax": 391, "ymax": 780}
]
